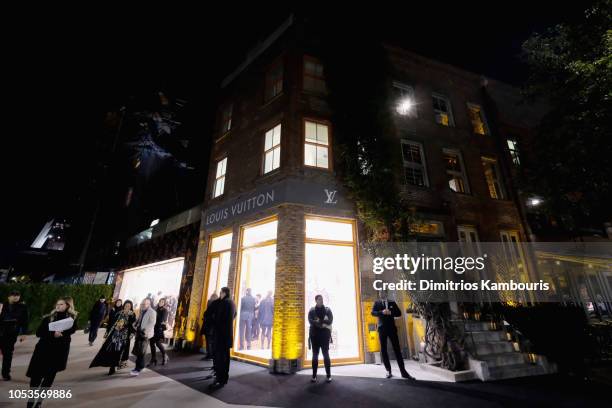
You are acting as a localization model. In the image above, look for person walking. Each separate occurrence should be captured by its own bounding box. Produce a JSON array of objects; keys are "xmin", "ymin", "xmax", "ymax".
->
[
  {"xmin": 89, "ymin": 300, "xmax": 136, "ymax": 375},
  {"xmin": 209, "ymin": 287, "xmax": 235, "ymax": 390},
  {"xmin": 238, "ymin": 288, "xmax": 256, "ymax": 350},
  {"xmin": 258, "ymin": 291, "xmax": 274, "ymax": 349},
  {"xmin": 308, "ymin": 295, "xmax": 333, "ymax": 383},
  {"xmin": 106, "ymin": 299, "xmax": 123, "ymax": 334},
  {"xmin": 26, "ymin": 297, "xmax": 78, "ymax": 407},
  {"xmin": 201, "ymin": 293, "xmax": 218, "ymax": 360},
  {"xmin": 130, "ymin": 298, "xmax": 156, "ymax": 376},
  {"xmin": 88, "ymin": 296, "xmax": 108, "ymax": 346},
  {"xmin": 0, "ymin": 290, "xmax": 29, "ymax": 381},
  {"xmin": 371, "ymin": 291, "xmax": 415, "ymax": 380},
  {"xmin": 148, "ymin": 298, "xmax": 169, "ymax": 366}
]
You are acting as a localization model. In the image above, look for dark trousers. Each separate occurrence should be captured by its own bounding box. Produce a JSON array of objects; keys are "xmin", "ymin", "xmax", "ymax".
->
[
  {"xmin": 89, "ymin": 322, "xmax": 102, "ymax": 343},
  {"xmin": 149, "ymin": 337, "xmax": 166, "ymax": 362},
  {"xmin": 213, "ymin": 347, "xmax": 230, "ymax": 384},
  {"xmin": 0, "ymin": 335, "xmax": 17, "ymax": 377},
  {"xmin": 260, "ymin": 325, "xmax": 272, "ymax": 348},
  {"xmin": 29, "ymin": 372, "xmax": 57, "ymax": 388},
  {"xmin": 135, "ymin": 353, "xmax": 146, "ymax": 371},
  {"xmin": 134, "ymin": 338, "xmax": 149, "ymax": 371},
  {"xmin": 378, "ymin": 327, "xmax": 406, "ymax": 373},
  {"xmin": 311, "ymin": 338, "xmax": 331, "ymax": 378},
  {"xmin": 204, "ymin": 334, "xmax": 214, "ymax": 357},
  {"xmin": 239, "ymin": 318, "xmax": 252, "ymax": 349}
]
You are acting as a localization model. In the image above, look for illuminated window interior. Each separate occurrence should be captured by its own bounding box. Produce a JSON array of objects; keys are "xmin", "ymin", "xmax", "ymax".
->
[
  {"xmin": 234, "ymin": 219, "xmax": 277, "ymax": 362},
  {"xmin": 507, "ymin": 138, "xmax": 520, "ymax": 165},
  {"xmin": 263, "ymin": 124, "xmax": 281, "ymax": 174},
  {"xmin": 443, "ymin": 149, "xmax": 469, "ymax": 193},
  {"xmin": 482, "ymin": 157, "xmax": 504, "ymax": 199},
  {"xmin": 305, "ymin": 217, "xmax": 360, "ymax": 363},
  {"xmin": 205, "ymin": 232, "xmax": 233, "ymax": 303},
  {"xmin": 213, "ymin": 157, "xmax": 227, "ymax": 198},
  {"xmin": 433, "ymin": 93, "xmax": 454, "ymax": 126},
  {"xmin": 467, "ymin": 103, "xmax": 488, "ymax": 135},
  {"xmin": 118, "ymin": 258, "xmax": 184, "ymax": 337},
  {"xmin": 304, "ymin": 121, "xmax": 330, "ymax": 169}
]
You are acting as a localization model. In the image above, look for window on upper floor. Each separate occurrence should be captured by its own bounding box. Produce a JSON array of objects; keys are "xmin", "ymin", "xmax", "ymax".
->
[
  {"xmin": 212, "ymin": 157, "xmax": 227, "ymax": 198},
  {"xmin": 265, "ymin": 60, "xmax": 283, "ymax": 101},
  {"xmin": 263, "ymin": 124, "xmax": 281, "ymax": 174},
  {"xmin": 393, "ymin": 82, "xmax": 417, "ymax": 117},
  {"xmin": 303, "ymin": 56, "xmax": 327, "ymax": 94},
  {"xmin": 401, "ymin": 140, "xmax": 428, "ymax": 187},
  {"xmin": 507, "ymin": 138, "xmax": 520, "ymax": 165},
  {"xmin": 443, "ymin": 148, "xmax": 469, "ymax": 193},
  {"xmin": 467, "ymin": 103, "xmax": 489, "ymax": 135},
  {"xmin": 304, "ymin": 120, "xmax": 330, "ymax": 169},
  {"xmin": 220, "ymin": 105, "xmax": 232, "ymax": 134},
  {"xmin": 432, "ymin": 93, "xmax": 454, "ymax": 126},
  {"xmin": 482, "ymin": 157, "xmax": 505, "ymax": 199}
]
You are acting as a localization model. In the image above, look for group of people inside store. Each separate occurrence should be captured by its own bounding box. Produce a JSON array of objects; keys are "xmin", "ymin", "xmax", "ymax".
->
[
  {"xmin": 200, "ymin": 288, "xmax": 416, "ymax": 390},
  {"xmin": 0, "ymin": 290, "xmax": 172, "ymax": 407}
]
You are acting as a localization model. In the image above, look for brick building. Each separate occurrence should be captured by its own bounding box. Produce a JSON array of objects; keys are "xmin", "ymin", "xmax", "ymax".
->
[{"xmin": 184, "ymin": 16, "xmax": 543, "ymax": 373}]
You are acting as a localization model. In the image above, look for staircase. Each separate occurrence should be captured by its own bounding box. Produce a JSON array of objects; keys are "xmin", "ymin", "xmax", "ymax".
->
[{"xmin": 461, "ymin": 321, "xmax": 557, "ymax": 381}]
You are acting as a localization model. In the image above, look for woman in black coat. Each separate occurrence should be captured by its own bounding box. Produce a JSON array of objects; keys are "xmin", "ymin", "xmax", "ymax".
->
[
  {"xmin": 26, "ymin": 297, "xmax": 78, "ymax": 389},
  {"xmin": 90, "ymin": 300, "xmax": 136, "ymax": 375},
  {"xmin": 308, "ymin": 294, "xmax": 333, "ymax": 383},
  {"xmin": 106, "ymin": 299, "xmax": 123, "ymax": 334},
  {"xmin": 149, "ymin": 298, "xmax": 169, "ymax": 366}
]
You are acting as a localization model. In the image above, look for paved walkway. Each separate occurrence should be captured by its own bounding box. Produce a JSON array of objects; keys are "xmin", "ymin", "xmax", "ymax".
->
[{"xmin": 1, "ymin": 331, "xmax": 611, "ymax": 407}]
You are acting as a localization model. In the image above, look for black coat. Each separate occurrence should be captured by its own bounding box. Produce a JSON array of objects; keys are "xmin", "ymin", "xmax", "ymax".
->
[
  {"xmin": 89, "ymin": 301, "xmax": 107, "ymax": 325},
  {"xmin": 153, "ymin": 306, "xmax": 168, "ymax": 340},
  {"xmin": 308, "ymin": 306, "xmax": 333, "ymax": 346},
  {"xmin": 0, "ymin": 301, "xmax": 29, "ymax": 337},
  {"xmin": 27, "ymin": 311, "xmax": 77, "ymax": 378},
  {"xmin": 371, "ymin": 299, "xmax": 402, "ymax": 332},
  {"xmin": 212, "ymin": 298, "xmax": 236, "ymax": 350},
  {"xmin": 201, "ymin": 299, "xmax": 218, "ymax": 336}
]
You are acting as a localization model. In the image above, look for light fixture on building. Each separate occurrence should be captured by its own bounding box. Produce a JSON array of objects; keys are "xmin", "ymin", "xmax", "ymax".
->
[
  {"xmin": 527, "ymin": 197, "xmax": 543, "ymax": 207},
  {"xmin": 150, "ymin": 219, "xmax": 160, "ymax": 227},
  {"xmin": 396, "ymin": 97, "xmax": 414, "ymax": 115}
]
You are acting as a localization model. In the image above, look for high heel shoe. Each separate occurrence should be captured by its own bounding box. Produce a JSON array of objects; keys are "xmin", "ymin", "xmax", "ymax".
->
[{"xmin": 162, "ymin": 355, "xmax": 170, "ymax": 365}]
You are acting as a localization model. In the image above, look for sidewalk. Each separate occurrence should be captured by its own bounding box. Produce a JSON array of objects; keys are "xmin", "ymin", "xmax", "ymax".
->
[{"xmin": 1, "ymin": 331, "xmax": 611, "ymax": 407}]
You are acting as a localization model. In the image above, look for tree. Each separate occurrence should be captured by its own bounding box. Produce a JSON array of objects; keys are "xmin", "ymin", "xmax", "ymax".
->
[{"xmin": 521, "ymin": 0, "xmax": 612, "ymax": 234}]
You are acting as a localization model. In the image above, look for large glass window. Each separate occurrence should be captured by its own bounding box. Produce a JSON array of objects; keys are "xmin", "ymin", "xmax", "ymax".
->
[
  {"xmin": 304, "ymin": 217, "xmax": 361, "ymax": 364},
  {"xmin": 234, "ymin": 218, "xmax": 277, "ymax": 362},
  {"xmin": 204, "ymin": 232, "xmax": 232, "ymax": 305},
  {"xmin": 263, "ymin": 124, "xmax": 281, "ymax": 174},
  {"xmin": 304, "ymin": 120, "xmax": 330, "ymax": 169}
]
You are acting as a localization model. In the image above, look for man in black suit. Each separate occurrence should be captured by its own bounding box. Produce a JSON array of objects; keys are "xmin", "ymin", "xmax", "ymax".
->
[
  {"xmin": 210, "ymin": 287, "xmax": 236, "ymax": 390},
  {"xmin": 371, "ymin": 290, "xmax": 415, "ymax": 380}
]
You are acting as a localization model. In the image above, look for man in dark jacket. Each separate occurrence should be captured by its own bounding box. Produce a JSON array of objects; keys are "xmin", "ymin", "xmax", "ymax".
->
[
  {"xmin": 88, "ymin": 296, "xmax": 108, "ymax": 346},
  {"xmin": 371, "ymin": 290, "xmax": 415, "ymax": 380},
  {"xmin": 210, "ymin": 287, "xmax": 236, "ymax": 390},
  {"xmin": 0, "ymin": 290, "xmax": 29, "ymax": 381}
]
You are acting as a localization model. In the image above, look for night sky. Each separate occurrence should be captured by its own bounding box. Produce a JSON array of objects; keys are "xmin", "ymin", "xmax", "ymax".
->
[{"xmin": 3, "ymin": 3, "xmax": 593, "ymax": 268}]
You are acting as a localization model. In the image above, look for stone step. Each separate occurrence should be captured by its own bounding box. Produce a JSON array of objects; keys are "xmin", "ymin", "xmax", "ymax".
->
[
  {"xmin": 478, "ymin": 352, "xmax": 525, "ymax": 367},
  {"xmin": 473, "ymin": 341, "xmax": 514, "ymax": 356},
  {"xmin": 466, "ymin": 330, "xmax": 505, "ymax": 343},
  {"xmin": 488, "ymin": 363, "xmax": 547, "ymax": 381}
]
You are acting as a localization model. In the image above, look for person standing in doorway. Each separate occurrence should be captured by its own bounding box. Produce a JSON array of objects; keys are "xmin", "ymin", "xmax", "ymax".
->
[
  {"xmin": 26, "ymin": 297, "xmax": 77, "ymax": 407},
  {"xmin": 258, "ymin": 291, "xmax": 274, "ymax": 349},
  {"xmin": 251, "ymin": 294, "xmax": 262, "ymax": 344},
  {"xmin": 0, "ymin": 290, "xmax": 29, "ymax": 381},
  {"xmin": 371, "ymin": 290, "xmax": 415, "ymax": 380},
  {"xmin": 88, "ymin": 296, "xmax": 108, "ymax": 346},
  {"xmin": 130, "ymin": 298, "xmax": 156, "ymax": 376},
  {"xmin": 308, "ymin": 294, "xmax": 333, "ymax": 383},
  {"xmin": 238, "ymin": 288, "xmax": 255, "ymax": 350},
  {"xmin": 149, "ymin": 298, "xmax": 169, "ymax": 366},
  {"xmin": 209, "ymin": 287, "xmax": 235, "ymax": 390}
]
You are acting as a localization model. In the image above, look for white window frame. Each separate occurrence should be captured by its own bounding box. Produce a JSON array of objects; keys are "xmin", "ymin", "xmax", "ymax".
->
[
  {"xmin": 506, "ymin": 138, "xmax": 520, "ymax": 165},
  {"xmin": 212, "ymin": 157, "xmax": 227, "ymax": 198},
  {"xmin": 458, "ymin": 225, "xmax": 482, "ymax": 255},
  {"xmin": 467, "ymin": 103, "xmax": 490, "ymax": 135},
  {"xmin": 400, "ymin": 139, "xmax": 428, "ymax": 187},
  {"xmin": 393, "ymin": 81, "xmax": 417, "ymax": 117},
  {"xmin": 443, "ymin": 148, "xmax": 469, "ymax": 193},
  {"xmin": 304, "ymin": 120, "xmax": 330, "ymax": 169},
  {"xmin": 263, "ymin": 124, "xmax": 281, "ymax": 174},
  {"xmin": 481, "ymin": 156, "xmax": 505, "ymax": 199},
  {"xmin": 432, "ymin": 93, "xmax": 454, "ymax": 127}
]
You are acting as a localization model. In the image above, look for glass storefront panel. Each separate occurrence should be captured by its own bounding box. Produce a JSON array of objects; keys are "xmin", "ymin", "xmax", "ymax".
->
[
  {"xmin": 234, "ymin": 218, "xmax": 277, "ymax": 362},
  {"xmin": 304, "ymin": 217, "xmax": 361, "ymax": 363}
]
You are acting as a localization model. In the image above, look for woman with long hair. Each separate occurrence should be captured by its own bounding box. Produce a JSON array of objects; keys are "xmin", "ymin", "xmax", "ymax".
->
[
  {"xmin": 89, "ymin": 300, "xmax": 136, "ymax": 375},
  {"xmin": 149, "ymin": 298, "xmax": 169, "ymax": 366},
  {"xmin": 26, "ymin": 297, "xmax": 78, "ymax": 406}
]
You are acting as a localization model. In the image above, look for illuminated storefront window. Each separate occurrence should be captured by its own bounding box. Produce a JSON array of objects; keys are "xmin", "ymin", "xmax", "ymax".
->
[
  {"xmin": 204, "ymin": 232, "xmax": 233, "ymax": 303},
  {"xmin": 234, "ymin": 217, "xmax": 278, "ymax": 363},
  {"xmin": 304, "ymin": 216, "xmax": 362, "ymax": 364}
]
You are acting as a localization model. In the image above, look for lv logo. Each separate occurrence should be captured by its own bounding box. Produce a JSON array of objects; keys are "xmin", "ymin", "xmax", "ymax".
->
[{"xmin": 324, "ymin": 189, "xmax": 338, "ymax": 204}]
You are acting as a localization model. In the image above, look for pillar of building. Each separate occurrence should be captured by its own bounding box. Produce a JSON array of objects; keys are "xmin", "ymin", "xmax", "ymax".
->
[
  {"xmin": 183, "ymin": 229, "xmax": 208, "ymax": 347},
  {"xmin": 270, "ymin": 204, "xmax": 305, "ymax": 373}
]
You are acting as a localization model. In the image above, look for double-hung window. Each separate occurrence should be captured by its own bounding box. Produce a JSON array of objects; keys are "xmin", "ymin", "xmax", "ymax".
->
[
  {"xmin": 482, "ymin": 157, "xmax": 505, "ymax": 199},
  {"xmin": 263, "ymin": 124, "xmax": 281, "ymax": 174},
  {"xmin": 443, "ymin": 149, "xmax": 469, "ymax": 193},
  {"xmin": 212, "ymin": 157, "xmax": 227, "ymax": 198},
  {"xmin": 432, "ymin": 93, "xmax": 454, "ymax": 126},
  {"xmin": 467, "ymin": 103, "xmax": 489, "ymax": 135},
  {"xmin": 265, "ymin": 60, "xmax": 283, "ymax": 101},
  {"xmin": 401, "ymin": 140, "xmax": 428, "ymax": 186},
  {"xmin": 304, "ymin": 120, "xmax": 330, "ymax": 169}
]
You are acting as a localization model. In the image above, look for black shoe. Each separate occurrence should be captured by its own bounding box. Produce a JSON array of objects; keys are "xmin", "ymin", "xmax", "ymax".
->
[
  {"xmin": 386, "ymin": 371, "xmax": 393, "ymax": 379},
  {"xmin": 208, "ymin": 381, "xmax": 225, "ymax": 390},
  {"xmin": 400, "ymin": 371, "xmax": 416, "ymax": 380},
  {"xmin": 108, "ymin": 367, "xmax": 116, "ymax": 376},
  {"xmin": 147, "ymin": 360, "xmax": 157, "ymax": 367},
  {"xmin": 2, "ymin": 375, "xmax": 10, "ymax": 381}
]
